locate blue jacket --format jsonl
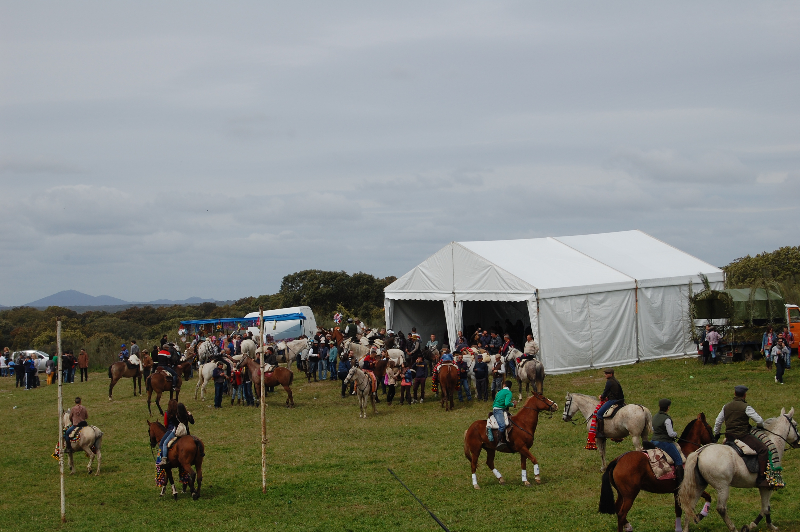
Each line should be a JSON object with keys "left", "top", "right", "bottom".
{"left": 473, "top": 361, "right": 489, "bottom": 380}
{"left": 338, "top": 359, "right": 351, "bottom": 373}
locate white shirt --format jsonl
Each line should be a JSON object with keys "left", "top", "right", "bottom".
{"left": 713, "top": 403, "right": 763, "bottom": 434}
{"left": 663, "top": 417, "right": 678, "bottom": 439}
{"left": 523, "top": 340, "right": 539, "bottom": 356}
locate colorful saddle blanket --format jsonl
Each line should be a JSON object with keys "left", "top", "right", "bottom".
{"left": 643, "top": 449, "right": 676, "bottom": 480}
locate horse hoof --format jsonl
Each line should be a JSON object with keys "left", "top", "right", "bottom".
{"left": 192, "top": 492, "right": 199, "bottom": 500}
{"left": 173, "top": 494, "right": 178, "bottom": 501}
{"left": 523, "top": 481, "right": 531, "bottom": 487}
{"left": 498, "top": 477, "right": 506, "bottom": 485}
{"left": 473, "top": 484, "right": 480, "bottom": 490}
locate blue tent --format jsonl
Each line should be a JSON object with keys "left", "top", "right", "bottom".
{"left": 180, "top": 313, "right": 306, "bottom": 328}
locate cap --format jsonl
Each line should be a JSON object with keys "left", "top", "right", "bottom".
{"left": 387, "top": 330, "right": 394, "bottom": 334}
{"left": 734, "top": 385, "right": 748, "bottom": 395}
{"left": 121, "top": 344, "right": 126, "bottom": 348}
{"left": 603, "top": 368, "right": 615, "bottom": 375}
{"left": 658, "top": 398, "right": 671, "bottom": 411}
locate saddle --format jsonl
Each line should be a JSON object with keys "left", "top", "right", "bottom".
{"left": 602, "top": 402, "right": 626, "bottom": 419}
{"left": 486, "top": 411, "right": 513, "bottom": 445}
{"left": 640, "top": 446, "right": 685, "bottom": 480}
{"left": 724, "top": 439, "right": 759, "bottom": 474}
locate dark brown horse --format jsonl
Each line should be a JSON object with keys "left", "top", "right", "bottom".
{"left": 464, "top": 392, "right": 558, "bottom": 489}
{"left": 438, "top": 364, "right": 459, "bottom": 411}
{"left": 599, "top": 413, "right": 715, "bottom": 532}
{"left": 147, "top": 420, "right": 204, "bottom": 500}
{"left": 239, "top": 356, "right": 295, "bottom": 407}
{"left": 146, "top": 356, "right": 194, "bottom": 415}
{"left": 108, "top": 361, "right": 142, "bottom": 400}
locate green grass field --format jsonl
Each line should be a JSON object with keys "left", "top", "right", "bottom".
{"left": 1, "top": 357, "right": 798, "bottom": 532}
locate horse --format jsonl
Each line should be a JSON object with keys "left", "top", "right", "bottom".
{"left": 679, "top": 408, "right": 799, "bottom": 532}
{"left": 108, "top": 360, "right": 142, "bottom": 400}
{"left": 194, "top": 356, "right": 236, "bottom": 401}
{"left": 240, "top": 338, "right": 257, "bottom": 359}
{"left": 273, "top": 337, "right": 309, "bottom": 366}
{"left": 343, "top": 338, "right": 370, "bottom": 359}
{"left": 463, "top": 392, "right": 558, "bottom": 489}
{"left": 146, "top": 356, "right": 194, "bottom": 415}
{"left": 438, "top": 364, "right": 459, "bottom": 411}
{"left": 237, "top": 355, "right": 295, "bottom": 407}
{"left": 146, "top": 420, "right": 204, "bottom": 500}
{"left": 509, "top": 348, "right": 545, "bottom": 398}
{"left": 330, "top": 327, "right": 344, "bottom": 347}
{"left": 563, "top": 392, "right": 653, "bottom": 471}
{"left": 343, "top": 365, "right": 377, "bottom": 418}
{"left": 599, "top": 413, "right": 715, "bottom": 532}
{"left": 61, "top": 409, "right": 103, "bottom": 475}
{"left": 196, "top": 339, "right": 218, "bottom": 365}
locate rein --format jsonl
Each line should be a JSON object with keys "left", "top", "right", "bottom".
{"left": 563, "top": 394, "right": 593, "bottom": 426}
{"left": 759, "top": 416, "right": 800, "bottom": 449}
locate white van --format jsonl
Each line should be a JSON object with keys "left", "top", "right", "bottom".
{"left": 245, "top": 306, "right": 317, "bottom": 342}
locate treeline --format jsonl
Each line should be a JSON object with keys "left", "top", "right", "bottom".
{"left": 722, "top": 246, "right": 800, "bottom": 304}
{"left": 0, "top": 270, "right": 395, "bottom": 369}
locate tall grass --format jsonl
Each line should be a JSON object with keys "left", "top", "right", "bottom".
{"left": 1, "top": 357, "right": 798, "bottom": 532}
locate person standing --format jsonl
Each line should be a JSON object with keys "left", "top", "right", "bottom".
{"left": 779, "top": 326, "right": 793, "bottom": 368}
{"left": 713, "top": 385, "right": 770, "bottom": 488}
{"left": 338, "top": 353, "right": 353, "bottom": 398}
{"left": 772, "top": 338, "right": 790, "bottom": 384}
{"left": 241, "top": 364, "right": 254, "bottom": 406}
{"left": 25, "top": 354, "right": 36, "bottom": 389}
{"left": 762, "top": 326, "right": 776, "bottom": 369}
{"left": 474, "top": 355, "right": 489, "bottom": 401}
{"left": 706, "top": 327, "right": 721, "bottom": 364}
{"left": 230, "top": 366, "right": 243, "bottom": 405}
{"left": 651, "top": 398, "right": 684, "bottom": 484}
{"left": 400, "top": 364, "right": 414, "bottom": 405}
{"left": 318, "top": 339, "right": 329, "bottom": 381}
{"left": 385, "top": 364, "right": 399, "bottom": 405}
{"left": 0, "top": 348, "right": 8, "bottom": 377}
{"left": 129, "top": 340, "right": 140, "bottom": 361}
{"left": 456, "top": 354, "right": 472, "bottom": 402}
{"left": 45, "top": 354, "right": 55, "bottom": 385}
{"left": 412, "top": 356, "right": 427, "bottom": 404}
{"left": 499, "top": 333, "right": 516, "bottom": 378}
{"left": 78, "top": 349, "right": 89, "bottom": 382}
{"left": 15, "top": 353, "right": 25, "bottom": 388}
{"left": 405, "top": 333, "right": 420, "bottom": 367}
{"left": 212, "top": 362, "right": 225, "bottom": 408}
{"left": 307, "top": 341, "right": 320, "bottom": 382}
{"left": 327, "top": 342, "right": 338, "bottom": 380}
{"left": 491, "top": 355, "right": 505, "bottom": 400}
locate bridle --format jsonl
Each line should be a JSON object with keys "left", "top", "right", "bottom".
{"left": 563, "top": 394, "right": 592, "bottom": 426}
{"left": 509, "top": 393, "right": 557, "bottom": 436}
{"left": 761, "top": 415, "right": 800, "bottom": 449}
{"left": 677, "top": 419, "right": 714, "bottom": 449}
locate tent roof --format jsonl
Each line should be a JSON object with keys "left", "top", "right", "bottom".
{"left": 385, "top": 230, "right": 724, "bottom": 300}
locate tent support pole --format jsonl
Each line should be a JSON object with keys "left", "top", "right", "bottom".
{"left": 634, "top": 281, "right": 640, "bottom": 362}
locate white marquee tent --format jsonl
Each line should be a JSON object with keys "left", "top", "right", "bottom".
{"left": 384, "top": 230, "right": 723, "bottom": 374}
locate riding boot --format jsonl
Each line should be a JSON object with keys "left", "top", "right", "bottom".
{"left": 675, "top": 465, "right": 684, "bottom": 486}
{"left": 596, "top": 416, "right": 605, "bottom": 439}
{"left": 757, "top": 454, "right": 770, "bottom": 487}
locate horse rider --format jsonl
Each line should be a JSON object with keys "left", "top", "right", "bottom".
{"left": 523, "top": 334, "right": 539, "bottom": 361}
{"left": 156, "top": 345, "right": 179, "bottom": 382}
{"left": 344, "top": 318, "right": 358, "bottom": 340}
{"left": 595, "top": 368, "right": 624, "bottom": 438}
{"left": 492, "top": 380, "right": 515, "bottom": 446}
{"left": 651, "top": 398, "right": 684, "bottom": 484}
{"left": 64, "top": 396, "right": 88, "bottom": 451}
{"left": 713, "top": 385, "right": 770, "bottom": 488}
{"left": 156, "top": 400, "right": 179, "bottom": 465}
{"left": 453, "top": 330, "right": 469, "bottom": 353}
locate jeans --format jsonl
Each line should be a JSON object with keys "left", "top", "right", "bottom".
{"left": 458, "top": 378, "right": 472, "bottom": 401}
{"left": 214, "top": 381, "right": 224, "bottom": 407}
{"left": 652, "top": 441, "right": 683, "bottom": 466}
{"left": 68, "top": 367, "right": 75, "bottom": 383}
{"left": 160, "top": 429, "right": 175, "bottom": 457}
{"left": 596, "top": 399, "right": 620, "bottom": 418}
{"left": 308, "top": 358, "right": 319, "bottom": 378}
{"left": 476, "top": 378, "right": 488, "bottom": 401}
{"left": 413, "top": 377, "right": 426, "bottom": 400}
{"left": 231, "top": 385, "right": 243, "bottom": 401}
{"left": 491, "top": 376, "right": 503, "bottom": 399}
{"left": 243, "top": 381, "right": 254, "bottom": 405}
{"left": 339, "top": 372, "right": 353, "bottom": 396}
{"left": 318, "top": 360, "right": 327, "bottom": 380}
{"left": 386, "top": 384, "right": 396, "bottom": 403}
{"left": 493, "top": 408, "right": 507, "bottom": 432}
{"left": 776, "top": 357, "right": 786, "bottom": 383}
{"left": 328, "top": 360, "right": 337, "bottom": 378}
{"left": 0, "top": 368, "right": 6, "bottom": 377}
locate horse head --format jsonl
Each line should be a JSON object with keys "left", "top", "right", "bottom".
{"left": 781, "top": 407, "right": 799, "bottom": 448}
{"left": 525, "top": 392, "right": 557, "bottom": 413}
{"left": 146, "top": 421, "right": 158, "bottom": 448}
{"left": 343, "top": 365, "right": 358, "bottom": 385}
{"left": 562, "top": 393, "right": 575, "bottom": 421}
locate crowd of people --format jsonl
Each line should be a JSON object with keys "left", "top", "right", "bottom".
{"left": 0, "top": 347, "right": 89, "bottom": 389}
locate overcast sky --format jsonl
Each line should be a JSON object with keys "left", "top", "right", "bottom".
{"left": 1, "top": 2, "right": 798, "bottom": 306}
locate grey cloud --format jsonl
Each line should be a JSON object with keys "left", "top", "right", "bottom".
{"left": 608, "top": 148, "right": 756, "bottom": 184}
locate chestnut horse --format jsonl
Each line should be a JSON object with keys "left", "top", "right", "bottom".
{"left": 438, "top": 364, "right": 459, "bottom": 411}
{"left": 146, "top": 420, "right": 204, "bottom": 500}
{"left": 238, "top": 356, "right": 295, "bottom": 407}
{"left": 463, "top": 392, "right": 558, "bottom": 489}
{"left": 599, "top": 413, "right": 715, "bottom": 532}
{"left": 108, "top": 361, "right": 142, "bottom": 400}
{"left": 146, "top": 356, "right": 195, "bottom": 416}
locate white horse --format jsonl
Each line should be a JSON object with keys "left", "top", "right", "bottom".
{"left": 193, "top": 356, "right": 235, "bottom": 401}
{"left": 61, "top": 409, "right": 103, "bottom": 475}
{"left": 240, "top": 338, "right": 257, "bottom": 359}
{"left": 343, "top": 366, "right": 377, "bottom": 418}
{"left": 679, "top": 409, "right": 798, "bottom": 532}
{"left": 563, "top": 392, "right": 653, "bottom": 471}
{"left": 509, "top": 347, "right": 545, "bottom": 398}
{"left": 274, "top": 338, "right": 309, "bottom": 366}
{"left": 197, "top": 339, "right": 218, "bottom": 364}
{"left": 343, "top": 338, "right": 370, "bottom": 359}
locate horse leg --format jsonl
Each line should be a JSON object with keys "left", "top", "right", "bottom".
{"left": 147, "top": 388, "right": 153, "bottom": 416}
{"left": 95, "top": 445, "right": 101, "bottom": 476}
{"left": 597, "top": 437, "right": 608, "bottom": 472}
{"left": 133, "top": 376, "right": 137, "bottom": 396}
{"left": 714, "top": 485, "right": 737, "bottom": 532}
{"left": 283, "top": 384, "right": 294, "bottom": 408}
{"left": 155, "top": 392, "right": 164, "bottom": 416}
{"left": 617, "top": 489, "right": 638, "bottom": 532}
{"left": 370, "top": 391, "right": 377, "bottom": 414}
{"left": 485, "top": 449, "right": 505, "bottom": 485}
{"left": 697, "top": 492, "right": 712, "bottom": 521}
{"left": 109, "top": 376, "right": 117, "bottom": 401}
{"left": 85, "top": 445, "right": 95, "bottom": 474}
{"left": 518, "top": 446, "right": 541, "bottom": 485}
{"left": 750, "top": 489, "right": 775, "bottom": 532}
{"left": 467, "top": 443, "right": 482, "bottom": 489}
{"left": 68, "top": 450, "right": 75, "bottom": 474}
{"left": 166, "top": 468, "right": 178, "bottom": 500}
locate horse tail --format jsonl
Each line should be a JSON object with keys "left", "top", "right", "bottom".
{"left": 108, "top": 365, "right": 113, "bottom": 379}
{"left": 535, "top": 361, "right": 545, "bottom": 393}
{"left": 678, "top": 450, "right": 703, "bottom": 522}
{"left": 463, "top": 429, "right": 471, "bottom": 460}
{"left": 598, "top": 458, "right": 618, "bottom": 514}
{"left": 288, "top": 369, "right": 294, "bottom": 386}
{"left": 145, "top": 374, "right": 152, "bottom": 392}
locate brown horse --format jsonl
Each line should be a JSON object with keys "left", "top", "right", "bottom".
{"left": 438, "top": 364, "right": 459, "bottom": 411}
{"left": 238, "top": 356, "right": 295, "bottom": 408}
{"left": 108, "top": 361, "right": 142, "bottom": 400}
{"left": 146, "top": 420, "right": 204, "bottom": 500}
{"left": 464, "top": 392, "right": 558, "bottom": 489}
{"left": 599, "top": 413, "right": 715, "bottom": 532}
{"left": 146, "top": 356, "right": 194, "bottom": 416}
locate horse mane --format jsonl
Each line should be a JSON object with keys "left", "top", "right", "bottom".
{"left": 679, "top": 419, "right": 697, "bottom": 440}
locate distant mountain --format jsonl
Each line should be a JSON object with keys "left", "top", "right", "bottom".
{"left": 20, "top": 290, "right": 222, "bottom": 309}
{"left": 26, "top": 290, "right": 128, "bottom": 307}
